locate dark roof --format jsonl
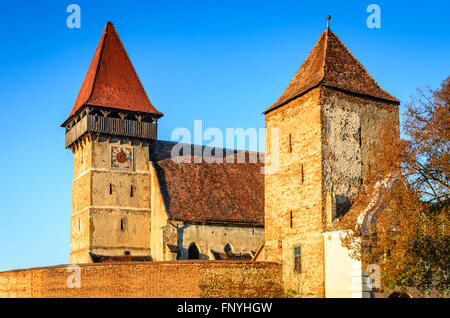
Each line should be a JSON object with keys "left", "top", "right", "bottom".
{"left": 149, "top": 140, "right": 264, "bottom": 226}
{"left": 210, "top": 250, "right": 253, "bottom": 260}
{"left": 89, "top": 252, "right": 152, "bottom": 263}
{"left": 264, "top": 29, "right": 399, "bottom": 114}
{"left": 166, "top": 244, "right": 179, "bottom": 253}
{"left": 63, "top": 22, "right": 162, "bottom": 126}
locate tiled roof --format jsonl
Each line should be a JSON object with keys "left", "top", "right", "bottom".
{"left": 264, "top": 29, "right": 399, "bottom": 114}
{"left": 210, "top": 251, "right": 253, "bottom": 260}
{"left": 149, "top": 140, "right": 264, "bottom": 226}
{"left": 89, "top": 252, "right": 152, "bottom": 263}
{"left": 63, "top": 22, "right": 162, "bottom": 125}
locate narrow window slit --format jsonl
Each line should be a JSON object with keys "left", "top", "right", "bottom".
{"left": 301, "top": 164, "right": 304, "bottom": 184}
{"left": 288, "top": 134, "right": 292, "bottom": 153}
{"left": 359, "top": 127, "right": 362, "bottom": 147}
{"left": 290, "top": 211, "right": 293, "bottom": 228}
{"left": 294, "top": 246, "right": 302, "bottom": 273}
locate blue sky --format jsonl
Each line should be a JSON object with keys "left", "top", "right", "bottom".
{"left": 0, "top": 0, "right": 449, "bottom": 271}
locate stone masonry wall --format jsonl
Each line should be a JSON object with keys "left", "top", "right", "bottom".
{"left": 321, "top": 87, "right": 400, "bottom": 214}
{"left": 264, "top": 88, "right": 325, "bottom": 297}
{"left": 0, "top": 261, "right": 283, "bottom": 298}
{"left": 70, "top": 135, "right": 152, "bottom": 263}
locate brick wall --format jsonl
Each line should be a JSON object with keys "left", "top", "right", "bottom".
{"left": 0, "top": 261, "right": 283, "bottom": 298}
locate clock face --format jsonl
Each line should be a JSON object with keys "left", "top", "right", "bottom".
{"left": 111, "top": 146, "right": 133, "bottom": 170}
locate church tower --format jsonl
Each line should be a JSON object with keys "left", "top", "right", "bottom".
{"left": 263, "top": 24, "right": 399, "bottom": 297}
{"left": 61, "top": 22, "right": 163, "bottom": 264}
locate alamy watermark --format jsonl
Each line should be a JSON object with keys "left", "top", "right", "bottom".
{"left": 66, "top": 4, "right": 81, "bottom": 29}
{"left": 349, "top": 261, "right": 380, "bottom": 297}
{"left": 366, "top": 4, "right": 381, "bottom": 29}
{"left": 169, "top": 120, "right": 280, "bottom": 174}
{"left": 66, "top": 264, "right": 81, "bottom": 289}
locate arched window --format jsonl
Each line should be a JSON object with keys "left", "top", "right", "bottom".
{"left": 224, "top": 243, "right": 233, "bottom": 253}
{"left": 188, "top": 243, "right": 200, "bottom": 259}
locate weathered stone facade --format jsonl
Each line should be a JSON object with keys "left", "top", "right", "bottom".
{"left": 264, "top": 88, "right": 326, "bottom": 297}
{"left": 70, "top": 135, "right": 152, "bottom": 263}
{"left": 263, "top": 88, "right": 399, "bottom": 297}
{"left": 321, "top": 87, "right": 399, "bottom": 214}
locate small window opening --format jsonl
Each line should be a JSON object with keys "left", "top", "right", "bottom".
{"left": 120, "top": 218, "right": 125, "bottom": 232}
{"left": 130, "top": 185, "right": 134, "bottom": 197}
{"left": 359, "top": 127, "right": 362, "bottom": 147}
{"left": 294, "top": 246, "right": 301, "bottom": 273}
{"left": 290, "top": 211, "right": 293, "bottom": 228}
{"left": 109, "top": 183, "right": 112, "bottom": 194}
{"left": 288, "top": 134, "right": 292, "bottom": 153}
{"left": 224, "top": 243, "right": 233, "bottom": 253}
{"left": 301, "top": 164, "right": 304, "bottom": 184}
{"left": 124, "top": 251, "right": 130, "bottom": 256}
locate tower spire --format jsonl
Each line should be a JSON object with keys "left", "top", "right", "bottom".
{"left": 62, "top": 22, "right": 163, "bottom": 127}
{"left": 327, "top": 15, "right": 331, "bottom": 30}
{"left": 263, "top": 26, "right": 399, "bottom": 114}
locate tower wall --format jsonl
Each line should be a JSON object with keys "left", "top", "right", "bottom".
{"left": 70, "top": 135, "right": 152, "bottom": 264}
{"left": 321, "top": 87, "right": 400, "bottom": 214}
{"left": 264, "top": 86, "right": 399, "bottom": 297}
{"left": 264, "top": 88, "right": 325, "bottom": 297}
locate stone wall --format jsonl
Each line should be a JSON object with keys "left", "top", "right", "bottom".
{"left": 263, "top": 85, "right": 400, "bottom": 298}
{"left": 264, "top": 88, "right": 325, "bottom": 297}
{"left": 70, "top": 135, "right": 152, "bottom": 263}
{"left": 175, "top": 223, "right": 264, "bottom": 260}
{"left": 321, "top": 87, "right": 399, "bottom": 214}
{"left": 0, "top": 261, "right": 283, "bottom": 298}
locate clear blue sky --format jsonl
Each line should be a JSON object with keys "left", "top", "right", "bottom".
{"left": 0, "top": 0, "right": 449, "bottom": 271}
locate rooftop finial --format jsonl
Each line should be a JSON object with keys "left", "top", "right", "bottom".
{"left": 326, "top": 15, "right": 331, "bottom": 29}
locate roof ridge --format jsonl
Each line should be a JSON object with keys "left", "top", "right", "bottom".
{"left": 320, "top": 28, "right": 330, "bottom": 84}
{"left": 154, "top": 139, "right": 264, "bottom": 155}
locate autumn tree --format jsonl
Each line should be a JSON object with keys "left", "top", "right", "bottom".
{"left": 341, "top": 76, "right": 449, "bottom": 295}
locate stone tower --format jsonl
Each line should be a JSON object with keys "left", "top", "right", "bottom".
{"left": 61, "top": 22, "right": 163, "bottom": 264}
{"left": 263, "top": 27, "right": 399, "bottom": 297}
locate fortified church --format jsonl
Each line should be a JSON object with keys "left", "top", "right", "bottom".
{"left": 1, "top": 20, "right": 402, "bottom": 298}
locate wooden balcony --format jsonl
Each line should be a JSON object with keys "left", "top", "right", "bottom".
{"left": 65, "top": 114, "right": 157, "bottom": 148}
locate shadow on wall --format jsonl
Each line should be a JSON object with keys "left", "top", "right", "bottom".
{"left": 336, "top": 194, "right": 352, "bottom": 217}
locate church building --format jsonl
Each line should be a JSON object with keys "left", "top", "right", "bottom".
{"left": 62, "top": 22, "right": 264, "bottom": 265}
{"left": 62, "top": 21, "right": 401, "bottom": 297}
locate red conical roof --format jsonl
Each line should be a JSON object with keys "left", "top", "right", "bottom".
{"left": 63, "top": 22, "right": 163, "bottom": 126}
{"left": 264, "top": 29, "right": 399, "bottom": 114}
